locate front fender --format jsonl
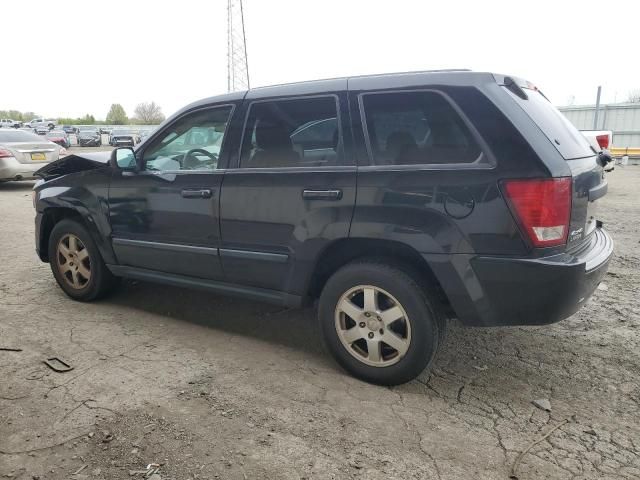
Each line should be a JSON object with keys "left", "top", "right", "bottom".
{"left": 35, "top": 178, "right": 116, "bottom": 264}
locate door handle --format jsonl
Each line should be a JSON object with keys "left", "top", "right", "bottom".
{"left": 181, "top": 189, "right": 212, "bottom": 199}
{"left": 302, "top": 189, "right": 342, "bottom": 200}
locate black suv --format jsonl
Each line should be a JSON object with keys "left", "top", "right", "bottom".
{"left": 33, "top": 71, "right": 613, "bottom": 385}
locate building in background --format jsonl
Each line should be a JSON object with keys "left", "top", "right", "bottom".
{"left": 559, "top": 103, "right": 640, "bottom": 148}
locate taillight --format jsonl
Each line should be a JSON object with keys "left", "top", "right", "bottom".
{"left": 595, "top": 134, "right": 610, "bottom": 150}
{"left": 0, "top": 148, "right": 13, "bottom": 158}
{"left": 501, "top": 178, "right": 572, "bottom": 248}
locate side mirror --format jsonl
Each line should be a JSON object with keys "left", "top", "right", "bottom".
{"left": 110, "top": 147, "right": 139, "bottom": 172}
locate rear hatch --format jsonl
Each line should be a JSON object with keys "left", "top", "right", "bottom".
{"left": 500, "top": 76, "right": 605, "bottom": 248}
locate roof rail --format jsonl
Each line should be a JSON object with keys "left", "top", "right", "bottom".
{"left": 249, "top": 68, "right": 473, "bottom": 91}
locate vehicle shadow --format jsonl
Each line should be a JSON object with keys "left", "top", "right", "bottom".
{"left": 107, "top": 279, "right": 328, "bottom": 360}
{"left": 0, "top": 180, "right": 36, "bottom": 190}
{"left": 105, "top": 278, "right": 568, "bottom": 393}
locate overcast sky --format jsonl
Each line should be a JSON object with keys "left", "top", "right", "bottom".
{"left": 3, "top": 0, "right": 638, "bottom": 120}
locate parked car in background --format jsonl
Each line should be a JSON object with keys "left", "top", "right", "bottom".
{"left": 77, "top": 128, "right": 102, "bottom": 147}
{"left": 62, "top": 125, "right": 79, "bottom": 135}
{"left": 24, "top": 118, "right": 57, "bottom": 130}
{"left": 99, "top": 127, "right": 113, "bottom": 135}
{"left": 581, "top": 130, "right": 614, "bottom": 171}
{"left": 0, "top": 129, "right": 63, "bottom": 181}
{"left": 109, "top": 129, "right": 140, "bottom": 147}
{"left": 45, "top": 130, "right": 71, "bottom": 148}
{"left": 32, "top": 71, "right": 614, "bottom": 385}
{"left": 0, "top": 118, "right": 22, "bottom": 129}
{"left": 35, "top": 126, "right": 50, "bottom": 135}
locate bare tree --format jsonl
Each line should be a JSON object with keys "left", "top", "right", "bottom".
{"left": 133, "top": 102, "right": 165, "bottom": 124}
{"left": 626, "top": 89, "right": 640, "bottom": 103}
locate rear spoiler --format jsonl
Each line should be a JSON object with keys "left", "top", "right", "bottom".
{"left": 492, "top": 74, "right": 549, "bottom": 102}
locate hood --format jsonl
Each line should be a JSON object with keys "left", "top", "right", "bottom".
{"left": 78, "top": 131, "right": 99, "bottom": 138}
{"left": 35, "top": 151, "right": 111, "bottom": 180}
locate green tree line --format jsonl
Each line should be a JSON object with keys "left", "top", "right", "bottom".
{"left": 1, "top": 102, "right": 165, "bottom": 126}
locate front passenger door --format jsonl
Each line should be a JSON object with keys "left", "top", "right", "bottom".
{"left": 108, "top": 104, "right": 235, "bottom": 280}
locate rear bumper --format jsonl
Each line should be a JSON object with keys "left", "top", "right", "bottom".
{"left": 0, "top": 156, "right": 50, "bottom": 180}
{"left": 112, "top": 139, "right": 134, "bottom": 146}
{"left": 426, "top": 228, "right": 613, "bottom": 326}
{"left": 78, "top": 139, "right": 101, "bottom": 146}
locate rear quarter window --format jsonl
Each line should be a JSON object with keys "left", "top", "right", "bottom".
{"left": 504, "top": 87, "right": 594, "bottom": 160}
{"left": 361, "top": 91, "right": 483, "bottom": 166}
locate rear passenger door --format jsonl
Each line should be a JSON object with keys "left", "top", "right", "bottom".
{"left": 219, "top": 90, "right": 356, "bottom": 297}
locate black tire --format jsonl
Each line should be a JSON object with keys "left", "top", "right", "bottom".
{"left": 48, "top": 219, "right": 118, "bottom": 301}
{"left": 319, "top": 260, "right": 443, "bottom": 386}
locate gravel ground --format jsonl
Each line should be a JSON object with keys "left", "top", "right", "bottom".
{"left": 0, "top": 166, "right": 638, "bottom": 480}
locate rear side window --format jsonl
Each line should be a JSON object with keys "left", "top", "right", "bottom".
{"left": 504, "top": 87, "right": 593, "bottom": 160}
{"left": 361, "top": 91, "right": 482, "bottom": 166}
{"left": 240, "top": 96, "right": 340, "bottom": 168}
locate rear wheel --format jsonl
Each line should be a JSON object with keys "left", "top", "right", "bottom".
{"left": 48, "top": 219, "right": 118, "bottom": 301}
{"left": 319, "top": 260, "right": 443, "bottom": 385}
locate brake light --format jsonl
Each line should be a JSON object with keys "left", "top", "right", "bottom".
{"left": 595, "top": 134, "right": 609, "bottom": 149}
{"left": 0, "top": 148, "right": 13, "bottom": 158}
{"left": 501, "top": 178, "right": 572, "bottom": 248}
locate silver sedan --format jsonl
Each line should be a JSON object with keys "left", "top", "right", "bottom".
{"left": 0, "top": 129, "right": 65, "bottom": 181}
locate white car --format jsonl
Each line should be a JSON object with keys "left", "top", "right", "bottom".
{"left": 581, "top": 129, "right": 614, "bottom": 171}
{"left": 24, "top": 118, "right": 57, "bottom": 130}
{"left": 0, "top": 129, "right": 65, "bottom": 182}
{"left": 0, "top": 118, "right": 22, "bottom": 129}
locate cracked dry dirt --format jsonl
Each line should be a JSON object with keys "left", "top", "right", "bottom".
{"left": 1, "top": 168, "right": 639, "bottom": 480}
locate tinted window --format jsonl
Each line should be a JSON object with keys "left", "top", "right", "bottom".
{"left": 240, "top": 96, "right": 340, "bottom": 168}
{"left": 362, "top": 91, "right": 481, "bottom": 165}
{"left": 0, "top": 130, "right": 41, "bottom": 142}
{"left": 142, "top": 106, "right": 232, "bottom": 172}
{"left": 505, "top": 87, "right": 593, "bottom": 160}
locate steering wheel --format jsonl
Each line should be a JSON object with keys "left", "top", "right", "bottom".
{"left": 182, "top": 148, "right": 218, "bottom": 169}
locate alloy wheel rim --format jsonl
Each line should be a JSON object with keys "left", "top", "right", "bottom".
{"left": 56, "top": 234, "right": 91, "bottom": 290}
{"left": 334, "top": 285, "right": 411, "bottom": 367}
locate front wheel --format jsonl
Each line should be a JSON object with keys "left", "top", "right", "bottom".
{"left": 319, "top": 260, "right": 444, "bottom": 385}
{"left": 48, "top": 219, "right": 118, "bottom": 301}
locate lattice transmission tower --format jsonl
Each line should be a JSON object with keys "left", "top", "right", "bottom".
{"left": 227, "top": 0, "right": 250, "bottom": 92}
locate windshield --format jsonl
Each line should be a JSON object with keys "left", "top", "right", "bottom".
{"left": 112, "top": 130, "right": 131, "bottom": 136}
{"left": 0, "top": 130, "right": 42, "bottom": 142}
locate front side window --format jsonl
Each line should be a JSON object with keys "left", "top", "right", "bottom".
{"left": 362, "top": 91, "right": 481, "bottom": 166}
{"left": 240, "top": 96, "right": 340, "bottom": 168}
{"left": 142, "top": 106, "right": 232, "bottom": 172}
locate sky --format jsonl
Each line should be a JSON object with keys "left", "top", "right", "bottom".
{"left": 3, "top": 0, "right": 639, "bottom": 120}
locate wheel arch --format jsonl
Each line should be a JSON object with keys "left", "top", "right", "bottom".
{"left": 37, "top": 205, "right": 115, "bottom": 264}
{"left": 305, "top": 237, "right": 454, "bottom": 317}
